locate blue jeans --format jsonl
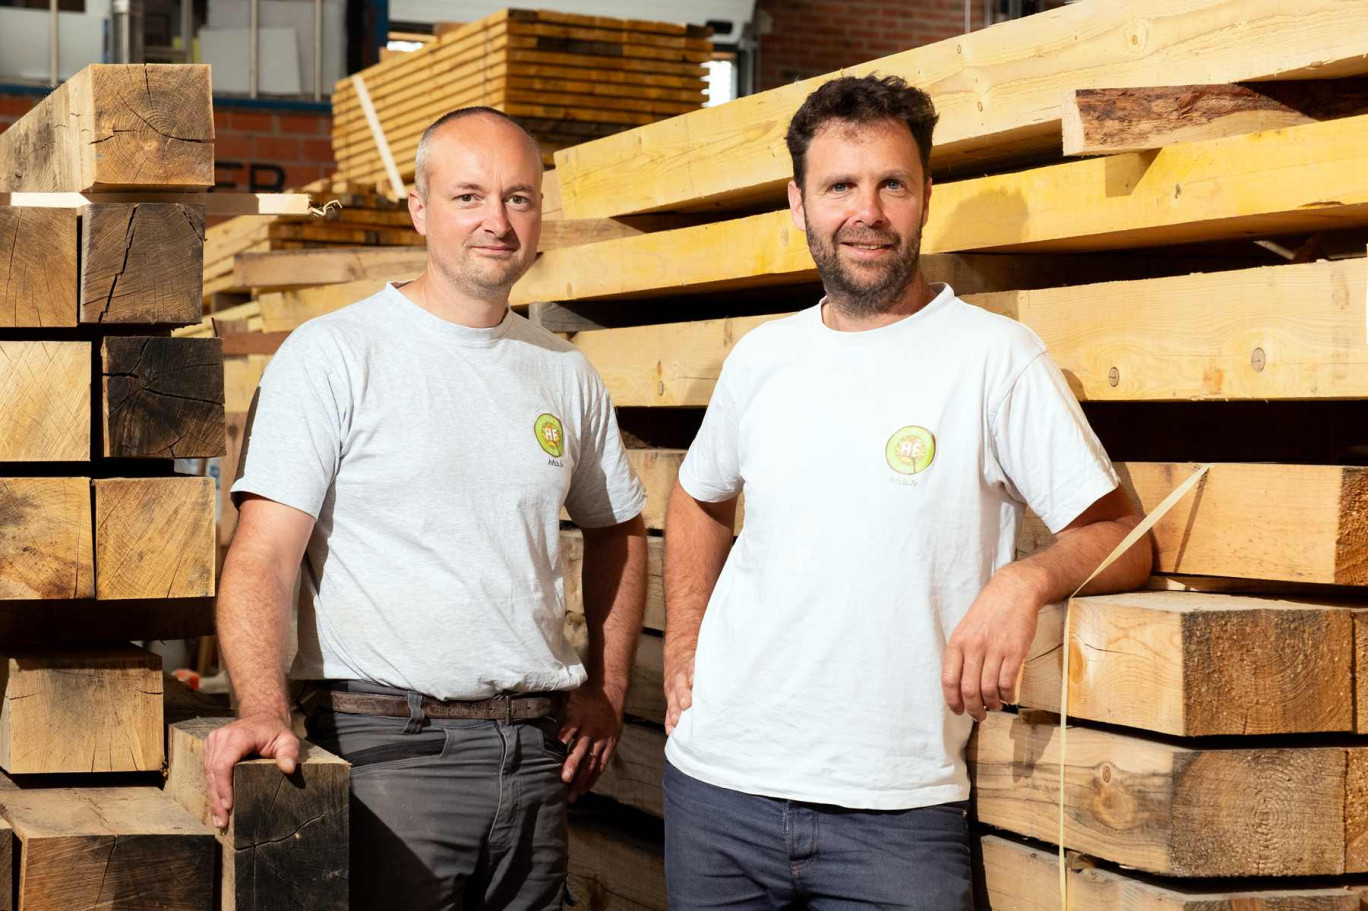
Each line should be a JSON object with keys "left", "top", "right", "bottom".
{"left": 663, "top": 759, "right": 972, "bottom": 910}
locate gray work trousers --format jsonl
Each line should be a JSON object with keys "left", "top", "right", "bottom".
{"left": 303, "top": 683, "right": 570, "bottom": 911}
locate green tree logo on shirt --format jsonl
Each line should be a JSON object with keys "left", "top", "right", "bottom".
{"left": 885, "top": 426, "right": 936, "bottom": 475}
{"left": 535, "top": 413, "right": 565, "bottom": 458}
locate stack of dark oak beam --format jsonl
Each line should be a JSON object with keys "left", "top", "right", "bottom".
{"left": 0, "top": 63, "right": 347, "bottom": 910}
{"left": 332, "top": 8, "right": 711, "bottom": 181}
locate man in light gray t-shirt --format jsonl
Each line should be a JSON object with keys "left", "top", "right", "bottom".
{"left": 202, "top": 108, "right": 648, "bottom": 911}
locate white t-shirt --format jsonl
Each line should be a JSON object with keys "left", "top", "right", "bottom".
{"left": 232, "top": 283, "right": 646, "bottom": 700}
{"left": 667, "top": 284, "right": 1118, "bottom": 809}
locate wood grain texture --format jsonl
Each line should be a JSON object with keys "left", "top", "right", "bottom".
{"left": 0, "top": 341, "right": 90, "bottom": 461}
{"left": 80, "top": 203, "right": 205, "bottom": 324}
{"left": 968, "top": 711, "right": 1359, "bottom": 877}
{"left": 0, "top": 644, "right": 162, "bottom": 774}
{"left": 1017, "top": 592, "right": 1356, "bottom": 736}
{"left": 0, "top": 786, "right": 214, "bottom": 911}
{"left": 978, "top": 834, "right": 1363, "bottom": 910}
{"left": 165, "top": 717, "right": 349, "bottom": 911}
{"left": 93, "top": 476, "right": 216, "bottom": 599}
{"left": 0, "top": 64, "right": 213, "bottom": 192}
{"left": 554, "top": 0, "right": 1368, "bottom": 218}
{"left": 0, "top": 207, "right": 76, "bottom": 327}
{"left": 102, "top": 336, "right": 225, "bottom": 458}
{"left": 568, "top": 811, "right": 665, "bottom": 911}
{"left": 593, "top": 722, "right": 664, "bottom": 817}
{"left": 558, "top": 261, "right": 1368, "bottom": 403}
{"left": 1062, "top": 80, "right": 1368, "bottom": 156}
{"left": 0, "top": 476, "right": 93, "bottom": 600}
{"left": 1021, "top": 463, "right": 1368, "bottom": 586}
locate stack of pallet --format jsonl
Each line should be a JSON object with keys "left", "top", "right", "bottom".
{"left": 520, "top": 0, "right": 1368, "bottom": 907}
{"left": 0, "top": 63, "right": 347, "bottom": 910}
{"left": 332, "top": 8, "right": 711, "bottom": 182}
{"left": 202, "top": 178, "right": 422, "bottom": 300}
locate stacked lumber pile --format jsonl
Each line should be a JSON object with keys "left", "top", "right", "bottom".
{"left": 332, "top": 8, "right": 711, "bottom": 182}
{"left": 0, "top": 64, "right": 347, "bottom": 910}
{"left": 202, "top": 178, "right": 422, "bottom": 299}
{"left": 530, "top": 0, "right": 1368, "bottom": 907}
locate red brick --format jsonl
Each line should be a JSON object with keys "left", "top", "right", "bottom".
{"left": 213, "top": 110, "right": 231, "bottom": 132}
{"left": 0, "top": 95, "right": 37, "bottom": 117}
{"left": 213, "top": 133, "right": 252, "bottom": 158}
{"left": 283, "top": 164, "right": 324, "bottom": 190}
{"left": 298, "top": 138, "right": 335, "bottom": 163}
{"left": 255, "top": 136, "right": 301, "bottom": 161}
{"left": 278, "top": 113, "right": 325, "bottom": 135}
{"left": 230, "top": 110, "right": 275, "bottom": 132}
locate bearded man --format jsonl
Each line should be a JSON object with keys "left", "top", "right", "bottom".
{"left": 659, "top": 75, "right": 1152, "bottom": 910}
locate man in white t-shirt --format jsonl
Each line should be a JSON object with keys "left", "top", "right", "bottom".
{"left": 200, "top": 109, "right": 648, "bottom": 910}
{"left": 661, "top": 75, "right": 1152, "bottom": 909}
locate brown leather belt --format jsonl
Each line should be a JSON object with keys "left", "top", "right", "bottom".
{"left": 319, "top": 689, "right": 564, "bottom": 721}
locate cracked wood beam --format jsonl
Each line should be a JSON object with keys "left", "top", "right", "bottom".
{"left": 0, "top": 786, "right": 213, "bottom": 909}
{"left": 0, "top": 64, "right": 213, "bottom": 192}
{"left": 0, "top": 207, "right": 77, "bottom": 327}
{"left": 80, "top": 203, "right": 204, "bottom": 325}
{"left": 968, "top": 711, "right": 1368, "bottom": 877}
{"left": 0, "top": 645, "right": 162, "bottom": 774}
{"left": 93, "top": 476, "right": 216, "bottom": 599}
{"left": 101, "top": 336, "right": 225, "bottom": 458}
{"left": 1016, "top": 591, "right": 1358, "bottom": 737}
{"left": 0, "top": 340, "right": 90, "bottom": 461}
{"left": 165, "top": 717, "right": 349, "bottom": 911}
{"left": 0, "top": 477, "right": 93, "bottom": 601}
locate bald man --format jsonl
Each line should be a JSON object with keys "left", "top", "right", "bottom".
{"left": 203, "top": 108, "right": 648, "bottom": 910}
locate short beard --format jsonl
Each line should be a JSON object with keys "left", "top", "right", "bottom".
{"left": 436, "top": 247, "right": 527, "bottom": 301}
{"left": 806, "top": 222, "right": 920, "bottom": 318}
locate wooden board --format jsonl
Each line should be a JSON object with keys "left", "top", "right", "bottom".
{"left": 0, "top": 341, "right": 90, "bottom": 461}
{"left": 968, "top": 710, "right": 1366, "bottom": 877}
{"left": 0, "top": 64, "right": 214, "bottom": 192}
{"left": 593, "top": 722, "right": 665, "bottom": 818}
{"left": 561, "top": 530, "right": 664, "bottom": 632}
{"left": 977, "top": 834, "right": 1364, "bottom": 910}
{"left": 622, "top": 450, "right": 1368, "bottom": 586}
{"left": 1017, "top": 591, "right": 1357, "bottom": 736}
{"left": 0, "top": 818, "right": 9, "bottom": 911}
{"left": 80, "top": 203, "right": 205, "bottom": 324}
{"left": 0, "top": 786, "right": 214, "bottom": 910}
{"left": 568, "top": 810, "right": 666, "bottom": 911}
{"left": 102, "top": 336, "right": 226, "bottom": 458}
{"left": 165, "top": 717, "right": 349, "bottom": 911}
{"left": 0, "top": 207, "right": 76, "bottom": 327}
{"left": 93, "top": 476, "right": 216, "bottom": 599}
{"left": 0, "top": 477, "right": 93, "bottom": 601}
{"left": 557, "top": 259, "right": 1368, "bottom": 404}
{"left": 1062, "top": 80, "right": 1368, "bottom": 156}
{"left": 0, "top": 644, "right": 162, "bottom": 774}
{"left": 553, "top": 0, "right": 1368, "bottom": 218}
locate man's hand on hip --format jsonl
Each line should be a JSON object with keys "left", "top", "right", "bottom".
{"left": 202, "top": 714, "right": 301, "bottom": 828}
{"left": 941, "top": 567, "right": 1042, "bottom": 722}
{"left": 559, "top": 684, "right": 623, "bottom": 802}
{"left": 663, "top": 654, "right": 694, "bottom": 735}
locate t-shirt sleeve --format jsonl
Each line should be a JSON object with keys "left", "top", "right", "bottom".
{"left": 564, "top": 372, "right": 647, "bottom": 529}
{"left": 991, "top": 352, "right": 1119, "bottom": 534}
{"left": 677, "top": 359, "right": 743, "bottom": 503}
{"left": 230, "top": 332, "right": 349, "bottom": 519}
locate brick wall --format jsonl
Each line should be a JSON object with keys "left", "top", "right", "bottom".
{"left": 0, "top": 91, "right": 336, "bottom": 193}
{"left": 756, "top": 0, "right": 1069, "bottom": 90}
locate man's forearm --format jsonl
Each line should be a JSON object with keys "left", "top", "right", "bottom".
{"left": 1006, "top": 515, "right": 1151, "bottom": 606}
{"left": 581, "top": 517, "right": 648, "bottom": 711}
{"left": 662, "top": 483, "right": 736, "bottom": 677}
{"left": 217, "top": 543, "right": 295, "bottom": 723}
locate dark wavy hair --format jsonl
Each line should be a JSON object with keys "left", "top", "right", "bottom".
{"left": 785, "top": 75, "right": 938, "bottom": 191}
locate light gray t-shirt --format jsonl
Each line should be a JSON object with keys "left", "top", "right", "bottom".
{"left": 232, "top": 283, "right": 646, "bottom": 699}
